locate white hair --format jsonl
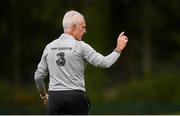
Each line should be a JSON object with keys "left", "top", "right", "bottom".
{"left": 62, "top": 10, "right": 84, "bottom": 32}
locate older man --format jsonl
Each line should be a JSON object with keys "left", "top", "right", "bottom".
{"left": 34, "top": 10, "right": 128, "bottom": 114}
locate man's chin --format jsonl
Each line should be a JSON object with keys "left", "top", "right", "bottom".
{"left": 78, "top": 36, "right": 83, "bottom": 41}
{"left": 80, "top": 35, "right": 84, "bottom": 40}
{"left": 77, "top": 37, "right": 82, "bottom": 41}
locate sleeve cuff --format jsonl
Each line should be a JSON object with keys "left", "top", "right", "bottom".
{"left": 114, "top": 49, "right": 121, "bottom": 54}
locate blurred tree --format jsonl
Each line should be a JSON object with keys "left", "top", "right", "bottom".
{"left": 11, "top": 0, "right": 20, "bottom": 91}
{"left": 141, "top": 0, "right": 152, "bottom": 78}
{"left": 0, "top": 0, "right": 180, "bottom": 114}
{"left": 141, "top": 0, "right": 166, "bottom": 78}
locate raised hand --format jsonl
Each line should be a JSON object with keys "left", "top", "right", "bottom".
{"left": 115, "top": 31, "right": 128, "bottom": 53}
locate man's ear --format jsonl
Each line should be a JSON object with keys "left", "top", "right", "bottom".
{"left": 73, "top": 24, "right": 77, "bottom": 28}
{"left": 71, "top": 24, "right": 77, "bottom": 30}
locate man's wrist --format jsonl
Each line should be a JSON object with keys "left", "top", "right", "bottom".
{"left": 114, "top": 48, "right": 122, "bottom": 54}
{"left": 40, "top": 94, "right": 48, "bottom": 99}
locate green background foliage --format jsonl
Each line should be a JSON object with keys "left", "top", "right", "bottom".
{"left": 0, "top": 0, "right": 180, "bottom": 114}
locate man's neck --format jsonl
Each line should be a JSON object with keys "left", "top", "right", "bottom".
{"left": 64, "top": 32, "right": 78, "bottom": 40}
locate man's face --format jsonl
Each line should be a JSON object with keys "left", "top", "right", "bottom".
{"left": 73, "top": 18, "right": 86, "bottom": 41}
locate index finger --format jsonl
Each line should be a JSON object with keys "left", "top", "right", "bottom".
{"left": 119, "top": 31, "right": 125, "bottom": 37}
